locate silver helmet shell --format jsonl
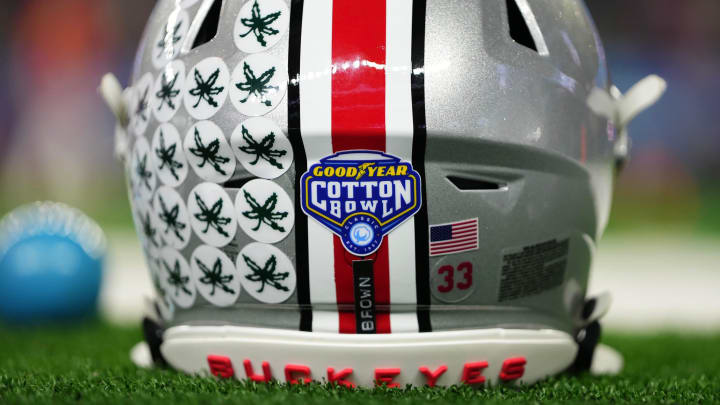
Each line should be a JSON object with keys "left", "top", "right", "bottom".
{"left": 110, "top": 0, "right": 661, "bottom": 386}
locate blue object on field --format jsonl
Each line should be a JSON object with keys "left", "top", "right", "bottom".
{"left": 0, "top": 202, "right": 106, "bottom": 324}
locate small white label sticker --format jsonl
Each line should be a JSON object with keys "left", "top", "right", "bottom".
{"left": 132, "top": 73, "right": 154, "bottom": 137}
{"left": 151, "top": 123, "right": 189, "bottom": 187}
{"left": 231, "top": 117, "right": 294, "bottom": 179}
{"left": 153, "top": 186, "right": 192, "bottom": 250}
{"left": 237, "top": 242, "right": 296, "bottom": 304}
{"left": 187, "top": 182, "right": 238, "bottom": 247}
{"left": 184, "top": 57, "right": 230, "bottom": 120}
{"left": 160, "top": 246, "right": 196, "bottom": 309}
{"left": 234, "top": 0, "right": 290, "bottom": 54}
{"left": 191, "top": 245, "right": 241, "bottom": 307}
{"left": 183, "top": 120, "right": 237, "bottom": 183}
{"left": 235, "top": 179, "right": 294, "bottom": 244}
{"left": 152, "top": 60, "right": 186, "bottom": 123}
{"left": 131, "top": 137, "right": 157, "bottom": 202}
{"left": 230, "top": 54, "right": 287, "bottom": 117}
{"left": 152, "top": 9, "right": 190, "bottom": 69}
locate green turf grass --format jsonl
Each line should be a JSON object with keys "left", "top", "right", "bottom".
{"left": 1, "top": 322, "right": 719, "bottom": 404}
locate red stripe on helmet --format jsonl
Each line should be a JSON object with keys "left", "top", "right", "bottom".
{"left": 331, "top": 0, "right": 390, "bottom": 334}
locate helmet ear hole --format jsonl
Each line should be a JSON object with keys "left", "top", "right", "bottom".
{"left": 190, "top": 0, "right": 223, "bottom": 50}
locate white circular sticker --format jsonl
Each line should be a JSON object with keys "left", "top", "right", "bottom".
{"left": 231, "top": 117, "right": 293, "bottom": 179}
{"left": 187, "top": 182, "right": 238, "bottom": 247}
{"left": 160, "top": 246, "right": 196, "bottom": 308}
{"left": 152, "top": 9, "right": 190, "bottom": 69}
{"left": 235, "top": 179, "right": 294, "bottom": 244}
{"left": 130, "top": 137, "right": 157, "bottom": 202}
{"left": 430, "top": 259, "right": 477, "bottom": 304}
{"left": 147, "top": 253, "right": 176, "bottom": 321}
{"left": 151, "top": 123, "right": 189, "bottom": 187}
{"left": 132, "top": 73, "right": 154, "bottom": 137}
{"left": 133, "top": 203, "right": 163, "bottom": 258}
{"left": 191, "top": 245, "right": 241, "bottom": 307}
{"left": 152, "top": 60, "right": 186, "bottom": 123}
{"left": 234, "top": 0, "right": 290, "bottom": 54}
{"left": 237, "top": 242, "right": 296, "bottom": 304}
{"left": 148, "top": 255, "right": 168, "bottom": 297}
{"left": 184, "top": 57, "right": 230, "bottom": 120}
{"left": 183, "top": 120, "right": 236, "bottom": 183}
{"left": 153, "top": 186, "right": 192, "bottom": 250}
{"left": 230, "top": 54, "right": 287, "bottom": 117}
{"left": 158, "top": 293, "right": 176, "bottom": 321}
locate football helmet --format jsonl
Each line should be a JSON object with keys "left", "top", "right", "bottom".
{"left": 101, "top": 0, "right": 665, "bottom": 387}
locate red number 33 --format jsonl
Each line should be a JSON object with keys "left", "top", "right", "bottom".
{"left": 437, "top": 262, "right": 473, "bottom": 293}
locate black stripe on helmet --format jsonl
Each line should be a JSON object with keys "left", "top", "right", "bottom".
{"left": 411, "top": 0, "right": 432, "bottom": 333}
{"left": 288, "top": 0, "right": 312, "bottom": 332}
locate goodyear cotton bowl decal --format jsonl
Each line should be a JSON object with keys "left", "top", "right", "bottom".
{"left": 301, "top": 151, "right": 422, "bottom": 256}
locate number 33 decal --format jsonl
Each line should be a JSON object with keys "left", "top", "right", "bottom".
{"left": 437, "top": 262, "right": 473, "bottom": 293}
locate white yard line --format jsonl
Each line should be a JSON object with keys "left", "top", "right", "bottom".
{"left": 100, "top": 231, "right": 154, "bottom": 325}
{"left": 101, "top": 231, "right": 720, "bottom": 331}
{"left": 589, "top": 232, "right": 720, "bottom": 332}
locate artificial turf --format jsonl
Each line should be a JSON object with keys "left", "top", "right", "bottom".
{"left": 0, "top": 322, "right": 719, "bottom": 404}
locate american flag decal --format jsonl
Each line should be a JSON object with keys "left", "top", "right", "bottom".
{"left": 429, "top": 218, "right": 479, "bottom": 256}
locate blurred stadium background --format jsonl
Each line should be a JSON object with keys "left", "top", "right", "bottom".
{"left": 0, "top": 0, "right": 718, "bottom": 330}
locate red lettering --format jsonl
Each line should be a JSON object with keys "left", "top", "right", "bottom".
{"left": 374, "top": 368, "right": 401, "bottom": 388}
{"left": 243, "top": 359, "right": 272, "bottom": 383}
{"left": 207, "top": 355, "right": 234, "bottom": 379}
{"left": 499, "top": 357, "right": 526, "bottom": 381}
{"left": 437, "top": 265, "right": 454, "bottom": 293}
{"left": 419, "top": 365, "right": 447, "bottom": 387}
{"left": 327, "top": 367, "right": 356, "bottom": 388}
{"left": 437, "top": 263, "right": 474, "bottom": 293}
{"left": 284, "top": 364, "right": 312, "bottom": 384}
{"left": 457, "top": 262, "right": 473, "bottom": 290}
{"left": 461, "top": 361, "right": 488, "bottom": 385}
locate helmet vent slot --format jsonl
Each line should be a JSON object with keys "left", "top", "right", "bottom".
{"left": 506, "top": 0, "right": 537, "bottom": 52}
{"left": 190, "top": 0, "right": 223, "bottom": 49}
{"left": 447, "top": 176, "right": 505, "bottom": 191}
{"left": 505, "top": 0, "right": 548, "bottom": 56}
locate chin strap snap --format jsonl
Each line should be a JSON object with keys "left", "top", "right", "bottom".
{"left": 569, "top": 317, "right": 601, "bottom": 374}
{"left": 142, "top": 316, "right": 169, "bottom": 368}
{"left": 568, "top": 292, "right": 624, "bottom": 375}
{"left": 130, "top": 298, "right": 173, "bottom": 369}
